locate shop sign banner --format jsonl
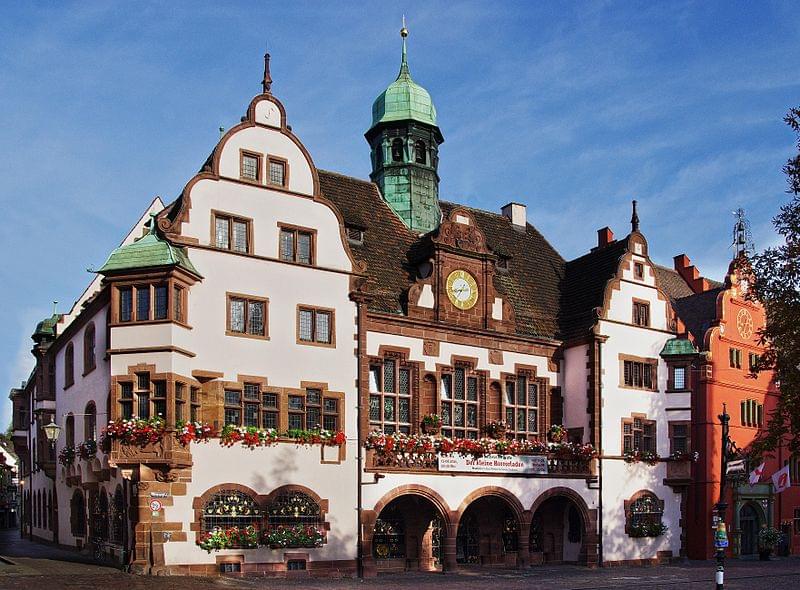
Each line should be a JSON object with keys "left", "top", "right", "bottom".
{"left": 438, "top": 454, "right": 548, "bottom": 475}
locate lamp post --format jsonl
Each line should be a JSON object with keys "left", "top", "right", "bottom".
{"left": 714, "top": 404, "right": 731, "bottom": 590}
{"left": 43, "top": 420, "right": 61, "bottom": 447}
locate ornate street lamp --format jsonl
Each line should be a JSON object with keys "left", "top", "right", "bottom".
{"left": 43, "top": 420, "right": 61, "bottom": 448}
{"left": 713, "top": 404, "right": 732, "bottom": 589}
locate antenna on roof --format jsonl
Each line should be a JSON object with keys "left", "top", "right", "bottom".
{"left": 732, "top": 208, "right": 754, "bottom": 258}
{"left": 631, "top": 199, "right": 640, "bottom": 233}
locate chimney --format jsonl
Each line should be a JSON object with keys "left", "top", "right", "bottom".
{"left": 501, "top": 203, "right": 526, "bottom": 229}
{"left": 673, "top": 253, "right": 710, "bottom": 294}
{"left": 597, "top": 227, "right": 615, "bottom": 248}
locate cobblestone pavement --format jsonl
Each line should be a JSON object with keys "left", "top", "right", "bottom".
{"left": 1, "top": 529, "right": 798, "bottom": 590}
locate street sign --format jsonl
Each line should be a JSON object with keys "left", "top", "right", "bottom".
{"left": 149, "top": 499, "right": 163, "bottom": 512}
{"left": 726, "top": 459, "right": 746, "bottom": 475}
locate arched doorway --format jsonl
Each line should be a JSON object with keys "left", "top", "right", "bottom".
{"left": 530, "top": 495, "right": 586, "bottom": 564}
{"left": 457, "top": 496, "right": 520, "bottom": 566}
{"left": 372, "top": 495, "right": 446, "bottom": 572}
{"left": 739, "top": 502, "right": 762, "bottom": 556}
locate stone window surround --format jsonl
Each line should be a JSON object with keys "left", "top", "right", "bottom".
{"left": 618, "top": 353, "right": 659, "bottom": 392}
{"left": 112, "top": 364, "right": 203, "bottom": 426}
{"left": 110, "top": 276, "right": 192, "bottom": 329}
{"left": 500, "top": 366, "right": 546, "bottom": 439}
{"left": 295, "top": 304, "right": 335, "bottom": 348}
{"left": 225, "top": 291, "right": 270, "bottom": 340}
{"left": 215, "top": 376, "right": 345, "bottom": 435}
{"left": 621, "top": 412, "right": 656, "bottom": 454}
{"left": 239, "top": 149, "right": 263, "bottom": 184}
{"left": 278, "top": 223, "right": 317, "bottom": 266}
{"left": 190, "top": 483, "right": 330, "bottom": 542}
{"left": 623, "top": 490, "right": 665, "bottom": 537}
{"left": 668, "top": 421, "right": 691, "bottom": 455}
{"left": 211, "top": 209, "right": 254, "bottom": 254}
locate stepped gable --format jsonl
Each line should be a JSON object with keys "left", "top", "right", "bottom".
{"left": 559, "top": 237, "right": 630, "bottom": 342}
{"left": 319, "top": 170, "right": 565, "bottom": 340}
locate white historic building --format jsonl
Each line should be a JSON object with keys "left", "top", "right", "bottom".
{"left": 10, "top": 34, "right": 694, "bottom": 576}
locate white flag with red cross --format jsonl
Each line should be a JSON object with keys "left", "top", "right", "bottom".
{"left": 749, "top": 462, "right": 765, "bottom": 485}
{"left": 772, "top": 464, "right": 791, "bottom": 493}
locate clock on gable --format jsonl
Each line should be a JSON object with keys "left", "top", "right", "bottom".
{"left": 445, "top": 269, "right": 479, "bottom": 310}
{"left": 736, "top": 308, "right": 753, "bottom": 339}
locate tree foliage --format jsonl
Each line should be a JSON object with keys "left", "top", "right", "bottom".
{"left": 747, "top": 107, "right": 800, "bottom": 456}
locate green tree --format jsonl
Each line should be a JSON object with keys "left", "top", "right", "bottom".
{"left": 746, "top": 107, "right": 800, "bottom": 455}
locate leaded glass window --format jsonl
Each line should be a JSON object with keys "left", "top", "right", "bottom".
{"left": 154, "top": 285, "right": 168, "bottom": 320}
{"left": 214, "top": 214, "right": 250, "bottom": 253}
{"left": 297, "top": 307, "right": 332, "bottom": 344}
{"left": 442, "top": 366, "right": 480, "bottom": 439}
{"left": 267, "top": 491, "right": 321, "bottom": 527}
{"left": 268, "top": 159, "right": 286, "bottom": 186}
{"left": 627, "top": 492, "right": 664, "bottom": 535}
{"left": 279, "top": 227, "right": 313, "bottom": 264}
{"left": 368, "top": 358, "right": 412, "bottom": 434}
{"left": 227, "top": 295, "right": 266, "bottom": 337}
{"left": 136, "top": 286, "right": 150, "bottom": 321}
{"left": 504, "top": 374, "right": 540, "bottom": 440}
{"left": 119, "top": 287, "right": 132, "bottom": 322}
{"left": 202, "top": 490, "right": 261, "bottom": 536}
{"left": 241, "top": 153, "right": 260, "bottom": 181}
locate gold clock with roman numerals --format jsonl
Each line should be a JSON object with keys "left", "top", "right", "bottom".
{"left": 446, "top": 269, "right": 479, "bottom": 310}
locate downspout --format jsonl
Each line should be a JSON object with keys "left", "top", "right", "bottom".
{"left": 597, "top": 336, "right": 604, "bottom": 567}
{"left": 354, "top": 296, "right": 365, "bottom": 579}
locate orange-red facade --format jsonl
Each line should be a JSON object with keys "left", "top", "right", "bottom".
{"left": 685, "top": 263, "right": 799, "bottom": 559}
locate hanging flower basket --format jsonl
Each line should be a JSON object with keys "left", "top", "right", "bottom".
{"left": 77, "top": 439, "right": 98, "bottom": 460}
{"left": 58, "top": 445, "right": 77, "bottom": 466}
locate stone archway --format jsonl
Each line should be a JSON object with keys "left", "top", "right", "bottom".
{"left": 455, "top": 488, "right": 526, "bottom": 567}
{"left": 529, "top": 488, "right": 597, "bottom": 567}
{"left": 363, "top": 486, "right": 453, "bottom": 576}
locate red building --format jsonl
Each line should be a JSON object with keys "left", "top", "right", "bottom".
{"left": 658, "top": 254, "right": 800, "bottom": 559}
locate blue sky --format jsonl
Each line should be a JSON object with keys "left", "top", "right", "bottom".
{"left": 1, "top": 1, "right": 799, "bottom": 428}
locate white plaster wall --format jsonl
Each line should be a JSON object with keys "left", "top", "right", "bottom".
{"left": 562, "top": 344, "right": 589, "bottom": 441}
{"left": 218, "top": 121, "right": 314, "bottom": 197}
{"left": 163, "top": 440, "right": 359, "bottom": 565}
{"left": 598, "top": 270, "right": 685, "bottom": 561}
{"left": 182, "top": 179, "right": 350, "bottom": 271}
{"left": 52, "top": 304, "right": 128, "bottom": 548}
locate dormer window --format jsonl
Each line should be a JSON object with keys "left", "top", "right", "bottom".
{"left": 496, "top": 256, "right": 510, "bottom": 271}
{"left": 346, "top": 226, "right": 364, "bottom": 245}
{"left": 391, "top": 138, "right": 404, "bottom": 162}
{"left": 240, "top": 151, "right": 261, "bottom": 182}
{"left": 415, "top": 140, "right": 426, "bottom": 164}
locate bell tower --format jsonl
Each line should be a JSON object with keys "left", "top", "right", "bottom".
{"left": 365, "top": 20, "right": 444, "bottom": 234}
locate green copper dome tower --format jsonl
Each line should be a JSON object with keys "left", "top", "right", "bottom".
{"left": 366, "top": 20, "right": 443, "bottom": 234}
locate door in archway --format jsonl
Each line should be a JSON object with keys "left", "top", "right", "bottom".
{"left": 530, "top": 496, "right": 586, "bottom": 564}
{"left": 373, "top": 495, "right": 446, "bottom": 572}
{"left": 739, "top": 503, "right": 760, "bottom": 556}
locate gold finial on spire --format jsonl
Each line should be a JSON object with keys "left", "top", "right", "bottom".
{"left": 398, "top": 15, "right": 409, "bottom": 75}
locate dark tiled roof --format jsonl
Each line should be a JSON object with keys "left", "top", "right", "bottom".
{"left": 559, "top": 238, "right": 630, "bottom": 341}
{"left": 318, "top": 170, "right": 565, "bottom": 339}
{"left": 654, "top": 264, "right": 724, "bottom": 345}
{"left": 654, "top": 265, "right": 695, "bottom": 300}
{"left": 672, "top": 288, "right": 723, "bottom": 344}
{"left": 319, "top": 171, "right": 417, "bottom": 315}
{"left": 439, "top": 202, "right": 565, "bottom": 339}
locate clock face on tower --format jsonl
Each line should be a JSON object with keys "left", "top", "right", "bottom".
{"left": 446, "top": 270, "right": 479, "bottom": 310}
{"left": 736, "top": 308, "right": 754, "bottom": 339}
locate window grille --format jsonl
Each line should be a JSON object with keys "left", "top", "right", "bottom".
{"left": 201, "top": 490, "right": 261, "bottom": 536}
{"left": 267, "top": 491, "right": 321, "bottom": 527}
